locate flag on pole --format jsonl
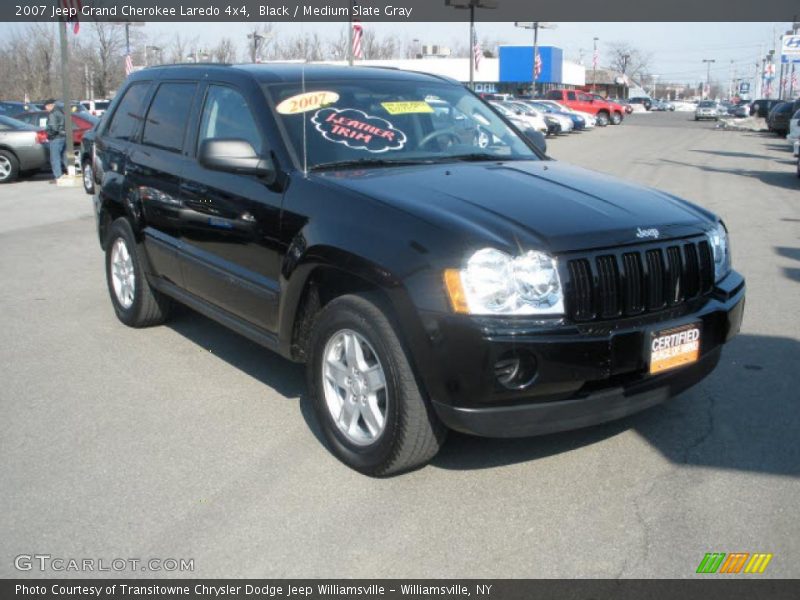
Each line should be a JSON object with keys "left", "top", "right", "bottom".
{"left": 125, "top": 53, "right": 134, "bottom": 77}
{"left": 352, "top": 21, "right": 363, "bottom": 60}
{"left": 534, "top": 51, "right": 542, "bottom": 78}
{"left": 791, "top": 69, "right": 798, "bottom": 95}
{"left": 62, "top": 0, "right": 81, "bottom": 34}
{"left": 473, "top": 33, "right": 482, "bottom": 72}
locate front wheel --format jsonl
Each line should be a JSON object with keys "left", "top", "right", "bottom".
{"left": 105, "top": 218, "right": 171, "bottom": 328}
{"left": 307, "top": 294, "right": 446, "bottom": 476}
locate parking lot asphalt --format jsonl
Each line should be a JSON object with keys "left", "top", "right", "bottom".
{"left": 1, "top": 111, "right": 798, "bottom": 579}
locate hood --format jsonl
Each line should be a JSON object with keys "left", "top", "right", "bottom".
{"left": 314, "top": 160, "right": 715, "bottom": 254}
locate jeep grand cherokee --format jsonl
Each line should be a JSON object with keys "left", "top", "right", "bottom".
{"left": 92, "top": 64, "right": 745, "bottom": 475}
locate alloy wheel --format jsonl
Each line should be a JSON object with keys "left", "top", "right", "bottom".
{"left": 110, "top": 238, "right": 135, "bottom": 309}
{"left": 321, "top": 329, "right": 388, "bottom": 446}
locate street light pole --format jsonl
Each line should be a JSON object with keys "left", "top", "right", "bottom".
{"left": 247, "top": 31, "right": 264, "bottom": 63}
{"left": 446, "top": 1, "right": 498, "bottom": 90}
{"left": 592, "top": 36, "right": 599, "bottom": 92}
{"left": 702, "top": 58, "right": 715, "bottom": 99}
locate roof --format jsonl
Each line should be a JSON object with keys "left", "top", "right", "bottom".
{"left": 135, "top": 62, "right": 457, "bottom": 86}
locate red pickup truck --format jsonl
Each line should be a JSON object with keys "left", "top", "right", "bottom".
{"left": 544, "top": 89, "right": 625, "bottom": 126}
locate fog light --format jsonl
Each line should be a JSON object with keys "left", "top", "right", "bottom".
{"left": 494, "top": 351, "right": 538, "bottom": 389}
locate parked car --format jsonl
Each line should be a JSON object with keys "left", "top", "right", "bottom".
{"left": 80, "top": 99, "right": 111, "bottom": 117}
{"left": 524, "top": 100, "right": 587, "bottom": 131}
{"left": 766, "top": 102, "right": 794, "bottom": 136}
{"left": 93, "top": 64, "right": 745, "bottom": 475}
{"left": 661, "top": 100, "right": 676, "bottom": 111}
{"left": 507, "top": 100, "right": 573, "bottom": 134}
{"left": 727, "top": 104, "right": 749, "bottom": 118}
{"left": 490, "top": 100, "right": 547, "bottom": 134}
{"left": 80, "top": 128, "right": 96, "bottom": 194}
{"left": 535, "top": 99, "right": 597, "bottom": 128}
{"left": 787, "top": 109, "right": 800, "bottom": 154}
{"left": 608, "top": 98, "right": 634, "bottom": 114}
{"left": 650, "top": 100, "right": 668, "bottom": 112}
{"left": 749, "top": 98, "right": 783, "bottom": 118}
{"left": 628, "top": 97, "right": 653, "bottom": 111}
{"left": 12, "top": 110, "right": 99, "bottom": 146}
{"left": 0, "top": 115, "right": 49, "bottom": 183}
{"left": 694, "top": 100, "right": 720, "bottom": 121}
{"left": 0, "top": 101, "right": 43, "bottom": 115}
{"left": 543, "top": 89, "right": 624, "bottom": 125}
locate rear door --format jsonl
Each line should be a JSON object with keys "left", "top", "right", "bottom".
{"left": 132, "top": 81, "right": 200, "bottom": 287}
{"left": 178, "top": 82, "right": 284, "bottom": 332}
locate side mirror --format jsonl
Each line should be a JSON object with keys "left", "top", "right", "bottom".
{"left": 198, "top": 138, "right": 276, "bottom": 183}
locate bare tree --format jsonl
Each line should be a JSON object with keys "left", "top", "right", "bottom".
{"left": 277, "top": 32, "right": 325, "bottom": 61}
{"left": 361, "top": 29, "right": 401, "bottom": 60}
{"left": 167, "top": 33, "right": 197, "bottom": 64}
{"left": 212, "top": 38, "right": 237, "bottom": 63}
{"left": 606, "top": 41, "right": 652, "bottom": 82}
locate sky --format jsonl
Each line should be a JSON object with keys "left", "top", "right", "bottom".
{"left": 0, "top": 21, "right": 794, "bottom": 85}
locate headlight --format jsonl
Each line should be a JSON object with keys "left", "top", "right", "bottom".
{"left": 444, "top": 248, "right": 564, "bottom": 315}
{"left": 708, "top": 222, "right": 731, "bottom": 282}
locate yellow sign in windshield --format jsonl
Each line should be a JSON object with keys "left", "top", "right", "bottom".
{"left": 381, "top": 101, "right": 434, "bottom": 115}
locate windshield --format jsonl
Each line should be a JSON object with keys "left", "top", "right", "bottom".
{"left": 264, "top": 79, "right": 538, "bottom": 170}
{"left": 698, "top": 101, "right": 715, "bottom": 107}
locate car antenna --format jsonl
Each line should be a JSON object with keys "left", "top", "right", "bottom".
{"left": 301, "top": 20, "right": 308, "bottom": 177}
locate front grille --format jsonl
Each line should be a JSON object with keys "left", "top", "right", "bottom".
{"left": 564, "top": 238, "right": 714, "bottom": 322}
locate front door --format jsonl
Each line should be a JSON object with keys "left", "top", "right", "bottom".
{"left": 179, "top": 84, "right": 284, "bottom": 333}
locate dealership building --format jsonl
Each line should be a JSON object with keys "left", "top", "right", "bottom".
{"left": 321, "top": 45, "right": 587, "bottom": 94}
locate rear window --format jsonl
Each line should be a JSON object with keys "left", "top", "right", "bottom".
{"left": 544, "top": 91, "right": 561, "bottom": 100}
{"left": 142, "top": 82, "right": 197, "bottom": 153}
{"left": 107, "top": 83, "right": 150, "bottom": 141}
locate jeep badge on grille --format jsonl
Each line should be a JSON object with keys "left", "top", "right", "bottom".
{"left": 636, "top": 227, "right": 660, "bottom": 239}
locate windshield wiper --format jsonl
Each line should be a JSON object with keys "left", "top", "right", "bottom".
{"left": 309, "top": 158, "right": 435, "bottom": 171}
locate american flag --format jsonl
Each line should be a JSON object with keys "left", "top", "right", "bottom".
{"left": 534, "top": 51, "right": 542, "bottom": 78}
{"left": 352, "top": 21, "right": 363, "bottom": 60}
{"left": 61, "top": 0, "right": 81, "bottom": 34}
{"left": 473, "top": 32, "right": 481, "bottom": 72}
{"left": 125, "top": 53, "right": 134, "bottom": 77}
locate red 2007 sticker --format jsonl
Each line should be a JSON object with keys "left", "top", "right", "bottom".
{"left": 311, "top": 108, "right": 407, "bottom": 153}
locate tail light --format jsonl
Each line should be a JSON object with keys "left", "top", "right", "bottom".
{"left": 35, "top": 130, "right": 48, "bottom": 144}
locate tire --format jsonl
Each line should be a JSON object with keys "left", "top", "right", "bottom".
{"left": 105, "top": 218, "right": 171, "bottom": 328}
{"left": 82, "top": 159, "right": 94, "bottom": 194}
{"left": 307, "top": 293, "right": 446, "bottom": 476}
{"left": 596, "top": 113, "right": 609, "bottom": 127}
{"left": 0, "top": 150, "right": 20, "bottom": 184}
{"left": 610, "top": 112, "right": 622, "bottom": 125}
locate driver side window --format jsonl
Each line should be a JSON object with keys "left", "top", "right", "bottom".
{"left": 198, "top": 85, "right": 262, "bottom": 154}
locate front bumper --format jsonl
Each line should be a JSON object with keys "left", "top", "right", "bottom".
{"left": 423, "top": 270, "right": 745, "bottom": 438}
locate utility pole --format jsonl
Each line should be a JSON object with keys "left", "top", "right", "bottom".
{"left": 58, "top": 21, "right": 74, "bottom": 177}
{"left": 247, "top": 30, "right": 264, "bottom": 63}
{"left": 702, "top": 58, "right": 715, "bottom": 99}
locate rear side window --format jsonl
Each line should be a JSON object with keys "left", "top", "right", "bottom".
{"left": 197, "top": 85, "right": 262, "bottom": 154}
{"left": 107, "top": 83, "right": 149, "bottom": 141}
{"left": 142, "top": 82, "right": 197, "bottom": 153}
{"left": 567, "top": 92, "right": 577, "bottom": 101}
{"left": 578, "top": 93, "right": 593, "bottom": 102}
{"left": 544, "top": 91, "right": 561, "bottom": 100}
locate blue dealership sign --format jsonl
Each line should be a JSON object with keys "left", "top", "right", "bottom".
{"left": 499, "top": 46, "right": 563, "bottom": 83}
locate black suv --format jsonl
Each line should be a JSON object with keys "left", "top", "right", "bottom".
{"left": 92, "top": 64, "right": 745, "bottom": 475}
